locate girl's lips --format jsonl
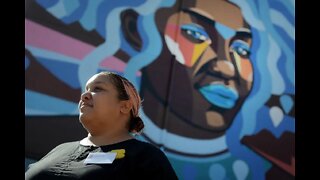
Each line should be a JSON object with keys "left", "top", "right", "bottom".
{"left": 79, "top": 102, "right": 93, "bottom": 109}
{"left": 79, "top": 103, "right": 93, "bottom": 112}
{"left": 199, "top": 84, "right": 239, "bottom": 109}
{"left": 81, "top": 104, "right": 91, "bottom": 108}
{"left": 83, "top": 103, "right": 93, "bottom": 107}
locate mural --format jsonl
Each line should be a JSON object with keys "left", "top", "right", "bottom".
{"left": 25, "top": 0, "right": 295, "bottom": 179}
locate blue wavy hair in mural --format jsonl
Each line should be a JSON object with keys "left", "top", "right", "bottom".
{"left": 227, "top": 0, "right": 295, "bottom": 179}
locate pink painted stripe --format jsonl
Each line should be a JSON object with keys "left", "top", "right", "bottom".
{"left": 25, "top": 19, "right": 94, "bottom": 59}
{"left": 100, "top": 56, "right": 126, "bottom": 71}
{"left": 25, "top": 19, "right": 141, "bottom": 76}
{"left": 100, "top": 56, "right": 141, "bottom": 76}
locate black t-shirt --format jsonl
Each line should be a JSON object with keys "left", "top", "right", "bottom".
{"left": 25, "top": 139, "right": 178, "bottom": 180}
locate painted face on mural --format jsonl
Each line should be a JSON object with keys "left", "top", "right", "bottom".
{"left": 125, "top": 0, "right": 253, "bottom": 139}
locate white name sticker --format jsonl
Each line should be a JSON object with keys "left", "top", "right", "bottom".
{"left": 84, "top": 152, "right": 117, "bottom": 164}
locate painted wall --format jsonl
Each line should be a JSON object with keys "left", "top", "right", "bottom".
{"left": 25, "top": 0, "right": 295, "bottom": 179}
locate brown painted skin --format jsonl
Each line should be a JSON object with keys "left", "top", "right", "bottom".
{"left": 131, "top": 0, "right": 253, "bottom": 139}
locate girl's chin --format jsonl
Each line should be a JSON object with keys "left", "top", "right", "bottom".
{"left": 79, "top": 115, "right": 92, "bottom": 124}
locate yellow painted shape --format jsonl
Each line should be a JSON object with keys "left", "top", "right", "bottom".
{"left": 191, "top": 42, "right": 209, "bottom": 66}
{"left": 110, "top": 149, "right": 126, "bottom": 159}
{"left": 232, "top": 51, "right": 242, "bottom": 73}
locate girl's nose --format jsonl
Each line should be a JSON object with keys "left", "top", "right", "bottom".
{"left": 80, "top": 91, "right": 92, "bottom": 101}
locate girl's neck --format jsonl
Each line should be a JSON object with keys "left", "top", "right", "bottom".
{"left": 81, "top": 132, "right": 133, "bottom": 146}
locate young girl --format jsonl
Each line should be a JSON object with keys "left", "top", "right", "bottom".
{"left": 25, "top": 71, "right": 178, "bottom": 180}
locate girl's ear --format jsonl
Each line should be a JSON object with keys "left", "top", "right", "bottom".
{"left": 120, "top": 9, "right": 142, "bottom": 51}
{"left": 120, "top": 100, "right": 133, "bottom": 114}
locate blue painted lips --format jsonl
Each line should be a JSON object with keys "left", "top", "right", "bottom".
{"left": 199, "top": 84, "right": 239, "bottom": 109}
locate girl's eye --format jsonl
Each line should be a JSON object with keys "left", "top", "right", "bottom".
{"left": 230, "top": 40, "right": 251, "bottom": 58}
{"left": 92, "top": 87, "right": 103, "bottom": 92}
{"left": 181, "top": 24, "right": 210, "bottom": 43}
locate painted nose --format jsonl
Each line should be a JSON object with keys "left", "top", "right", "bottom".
{"left": 213, "top": 60, "right": 236, "bottom": 79}
{"left": 204, "top": 42, "right": 237, "bottom": 80}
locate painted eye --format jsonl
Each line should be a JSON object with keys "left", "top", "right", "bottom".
{"left": 181, "top": 24, "right": 210, "bottom": 43}
{"left": 230, "top": 40, "right": 251, "bottom": 58}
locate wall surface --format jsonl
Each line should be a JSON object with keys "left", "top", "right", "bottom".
{"left": 25, "top": 0, "right": 295, "bottom": 179}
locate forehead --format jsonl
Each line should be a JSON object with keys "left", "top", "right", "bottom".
{"left": 86, "top": 74, "right": 113, "bottom": 87}
{"left": 184, "top": 0, "right": 245, "bottom": 30}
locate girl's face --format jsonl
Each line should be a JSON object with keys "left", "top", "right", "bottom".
{"left": 78, "top": 74, "right": 123, "bottom": 135}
